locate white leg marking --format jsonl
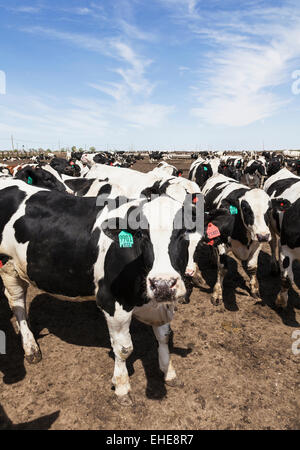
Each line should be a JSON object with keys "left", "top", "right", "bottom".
{"left": 104, "top": 303, "right": 133, "bottom": 397}
{"left": 152, "top": 323, "right": 176, "bottom": 382}
{"left": 1, "top": 262, "right": 40, "bottom": 361}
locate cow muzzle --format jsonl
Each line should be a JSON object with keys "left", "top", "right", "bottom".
{"left": 256, "top": 233, "right": 270, "bottom": 242}
{"left": 147, "top": 275, "right": 186, "bottom": 302}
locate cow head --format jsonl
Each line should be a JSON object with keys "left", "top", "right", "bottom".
{"left": 202, "top": 208, "right": 235, "bottom": 246}
{"left": 101, "top": 195, "right": 191, "bottom": 304}
{"left": 195, "top": 163, "right": 213, "bottom": 188}
{"left": 223, "top": 189, "right": 273, "bottom": 242}
{"left": 15, "top": 166, "right": 67, "bottom": 192}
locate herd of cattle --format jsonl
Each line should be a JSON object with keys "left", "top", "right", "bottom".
{"left": 0, "top": 149, "right": 300, "bottom": 405}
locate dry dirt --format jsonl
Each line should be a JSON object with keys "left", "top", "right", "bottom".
{"left": 0, "top": 159, "right": 299, "bottom": 430}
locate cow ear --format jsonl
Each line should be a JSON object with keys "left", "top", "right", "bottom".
{"left": 271, "top": 198, "right": 291, "bottom": 212}
{"left": 202, "top": 208, "right": 235, "bottom": 245}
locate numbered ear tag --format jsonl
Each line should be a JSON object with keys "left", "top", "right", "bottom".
{"left": 118, "top": 231, "right": 134, "bottom": 248}
{"left": 229, "top": 205, "right": 238, "bottom": 215}
{"left": 207, "top": 223, "right": 221, "bottom": 239}
{"left": 27, "top": 176, "right": 33, "bottom": 185}
{"left": 203, "top": 166, "right": 208, "bottom": 171}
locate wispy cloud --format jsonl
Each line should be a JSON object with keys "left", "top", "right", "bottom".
{"left": 118, "top": 19, "right": 157, "bottom": 42}
{"left": 161, "top": 0, "right": 300, "bottom": 126}
{"left": 2, "top": 5, "right": 42, "bottom": 14}
{"left": 21, "top": 27, "right": 154, "bottom": 96}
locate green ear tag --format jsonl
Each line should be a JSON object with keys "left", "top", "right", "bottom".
{"left": 203, "top": 166, "right": 208, "bottom": 171}
{"left": 27, "top": 176, "right": 33, "bottom": 185}
{"left": 230, "top": 205, "right": 238, "bottom": 215}
{"left": 118, "top": 231, "right": 134, "bottom": 248}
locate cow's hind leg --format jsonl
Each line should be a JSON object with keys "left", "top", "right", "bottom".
{"left": 0, "top": 261, "right": 41, "bottom": 363}
{"left": 103, "top": 304, "right": 133, "bottom": 405}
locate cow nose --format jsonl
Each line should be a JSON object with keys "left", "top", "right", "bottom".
{"left": 149, "top": 277, "right": 179, "bottom": 300}
{"left": 149, "top": 277, "right": 177, "bottom": 291}
{"left": 256, "top": 233, "right": 270, "bottom": 242}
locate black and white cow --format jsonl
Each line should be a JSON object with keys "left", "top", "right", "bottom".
{"left": 64, "top": 177, "right": 127, "bottom": 199}
{"left": 263, "top": 168, "right": 300, "bottom": 308}
{"left": 188, "top": 158, "right": 220, "bottom": 188}
{"left": 14, "top": 166, "right": 68, "bottom": 193}
{"left": 0, "top": 179, "right": 197, "bottom": 404}
{"left": 152, "top": 162, "right": 183, "bottom": 177}
{"left": 240, "top": 158, "right": 266, "bottom": 188}
{"left": 50, "top": 157, "right": 81, "bottom": 177}
{"left": 201, "top": 173, "right": 284, "bottom": 305}
{"left": 84, "top": 163, "right": 204, "bottom": 285}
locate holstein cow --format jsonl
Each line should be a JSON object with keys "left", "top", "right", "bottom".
{"left": 151, "top": 162, "right": 183, "bottom": 177}
{"left": 64, "top": 177, "right": 127, "bottom": 199}
{"left": 241, "top": 158, "right": 266, "bottom": 188}
{"left": 188, "top": 158, "right": 220, "bottom": 188}
{"left": 14, "top": 166, "right": 68, "bottom": 193}
{"left": 263, "top": 168, "right": 300, "bottom": 308}
{"left": 201, "top": 173, "right": 285, "bottom": 305}
{"left": 0, "top": 179, "right": 200, "bottom": 404}
{"left": 84, "top": 163, "right": 204, "bottom": 288}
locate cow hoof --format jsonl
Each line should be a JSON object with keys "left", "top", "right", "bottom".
{"left": 165, "top": 378, "right": 184, "bottom": 388}
{"left": 116, "top": 394, "right": 133, "bottom": 406}
{"left": 211, "top": 296, "right": 222, "bottom": 306}
{"left": 25, "top": 348, "right": 42, "bottom": 364}
{"left": 178, "top": 297, "right": 190, "bottom": 304}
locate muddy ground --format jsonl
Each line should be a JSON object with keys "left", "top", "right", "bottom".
{"left": 0, "top": 158, "right": 299, "bottom": 430}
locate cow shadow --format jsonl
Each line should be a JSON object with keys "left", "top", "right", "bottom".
{"left": 195, "top": 244, "right": 250, "bottom": 311}
{"left": 0, "top": 403, "right": 59, "bottom": 430}
{"left": 0, "top": 279, "right": 27, "bottom": 385}
{"left": 255, "top": 251, "right": 300, "bottom": 327}
{"left": 27, "top": 294, "right": 192, "bottom": 401}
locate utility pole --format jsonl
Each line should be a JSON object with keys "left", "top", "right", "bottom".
{"left": 11, "top": 135, "right": 14, "bottom": 151}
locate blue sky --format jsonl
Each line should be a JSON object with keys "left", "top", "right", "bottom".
{"left": 1, "top": 0, "right": 300, "bottom": 151}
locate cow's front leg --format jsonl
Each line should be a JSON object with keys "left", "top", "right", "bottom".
{"left": 0, "top": 261, "right": 41, "bottom": 363}
{"left": 276, "top": 248, "right": 293, "bottom": 308}
{"left": 270, "top": 229, "right": 279, "bottom": 275}
{"left": 103, "top": 304, "right": 133, "bottom": 405}
{"left": 211, "top": 245, "right": 227, "bottom": 306}
{"left": 152, "top": 323, "right": 182, "bottom": 387}
{"left": 246, "top": 243, "right": 261, "bottom": 298}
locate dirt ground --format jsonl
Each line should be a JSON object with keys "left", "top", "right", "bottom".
{"left": 0, "top": 158, "right": 299, "bottom": 430}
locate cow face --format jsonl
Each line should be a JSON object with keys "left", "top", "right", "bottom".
{"left": 238, "top": 189, "right": 271, "bottom": 242}
{"left": 101, "top": 196, "right": 189, "bottom": 304}
{"left": 202, "top": 208, "right": 235, "bottom": 246}
{"left": 142, "top": 196, "right": 188, "bottom": 303}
